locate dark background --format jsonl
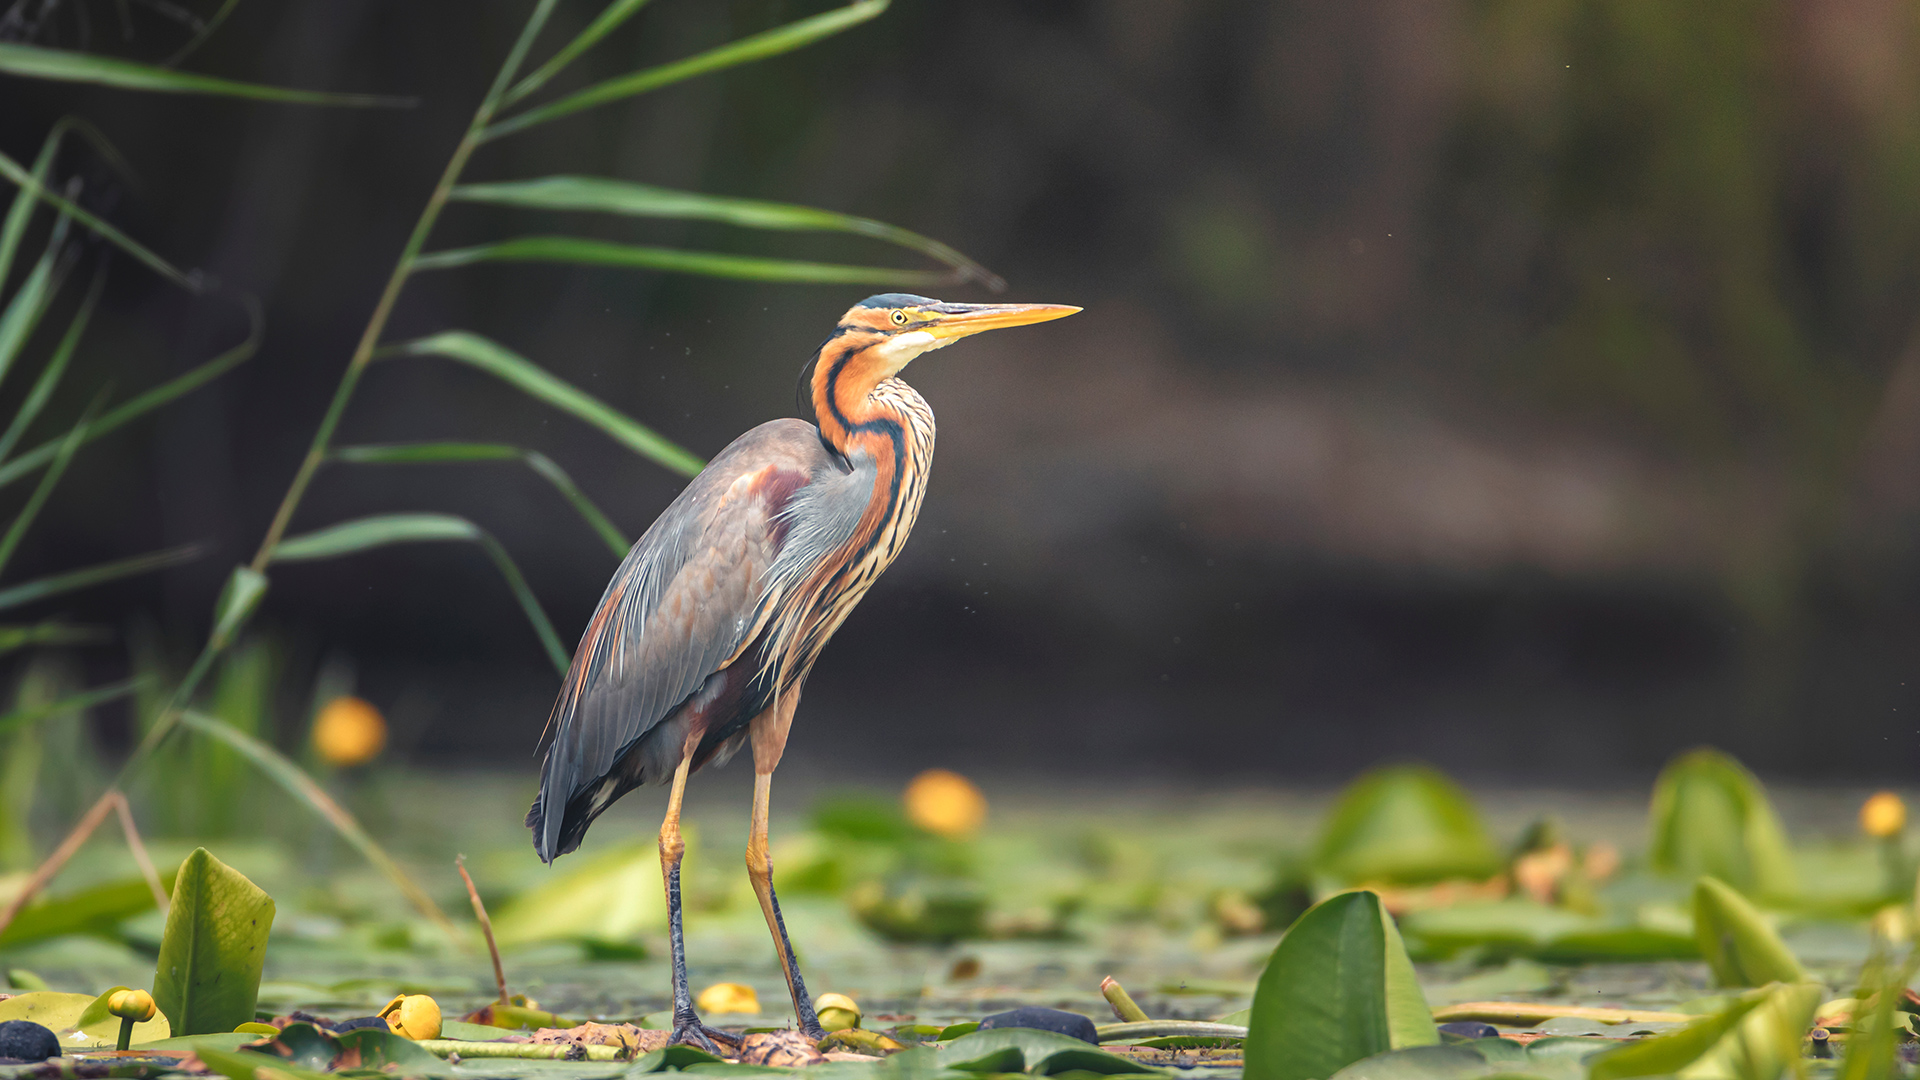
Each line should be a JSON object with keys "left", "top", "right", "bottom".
{"left": 7, "top": 0, "right": 1920, "bottom": 784}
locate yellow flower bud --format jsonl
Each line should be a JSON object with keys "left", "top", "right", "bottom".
{"left": 312, "top": 696, "right": 387, "bottom": 767}
{"left": 378, "top": 994, "right": 442, "bottom": 1040}
{"left": 107, "top": 989, "right": 157, "bottom": 1022}
{"left": 696, "top": 982, "right": 760, "bottom": 1015}
{"left": 815, "top": 993, "right": 860, "bottom": 1032}
{"left": 1862, "top": 791, "right": 1907, "bottom": 838}
{"left": 903, "top": 769, "right": 987, "bottom": 838}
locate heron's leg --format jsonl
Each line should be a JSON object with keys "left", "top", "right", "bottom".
{"left": 660, "top": 750, "right": 738, "bottom": 1052}
{"left": 747, "top": 770, "right": 825, "bottom": 1039}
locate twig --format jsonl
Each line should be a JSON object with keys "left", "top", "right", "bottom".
{"left": 112, "top": 791, "right": 168, "bottom": 913}
{"left": 1093, "top": 1021, "right": 1248, "bottom": 1043}
{"left": 416, "top": 1040, "right": 626, "bottom": 1061}
{"left": 1099, "top": 976, "right": 1150, "bottom": 1023}
{"left": 1431, "top": 1002, "right": 1699, "bottom": 1025}
{"left": 457, "top": 855, "right": 509, "bottom": 1005}
{"left": 0, "top": 787, "right": 118, "bottom": 939}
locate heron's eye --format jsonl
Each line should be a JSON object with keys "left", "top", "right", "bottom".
{"left": 890, "top": 309, "right": 908, "bottom": 326}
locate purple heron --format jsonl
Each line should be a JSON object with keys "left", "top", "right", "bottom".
{"left": 527, "top": 294, "right": 1080, "bottom": 1047}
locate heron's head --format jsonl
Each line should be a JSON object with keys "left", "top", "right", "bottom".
{"left": 811, "top": 294, "right": 1081, "bottom": 407}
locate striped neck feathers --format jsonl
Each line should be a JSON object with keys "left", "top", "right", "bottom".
{"left": 811, "top": 328, "right": 938, "bottom": 456}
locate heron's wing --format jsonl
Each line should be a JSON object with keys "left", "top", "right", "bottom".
{"left": 531, "top": 419, "right": 845, "bottom": 859}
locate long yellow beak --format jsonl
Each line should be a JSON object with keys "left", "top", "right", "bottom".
{"left": 920, "top": 302, "right": 1082, "bottom": 341}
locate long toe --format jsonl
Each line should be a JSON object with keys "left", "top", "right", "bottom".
{"left": 669, "top": 1019, "right": 740, "bottom": 1053}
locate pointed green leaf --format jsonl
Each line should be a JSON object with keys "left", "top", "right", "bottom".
{"left": 0, "top": 270, "right": 100, "bottom": 465}
{"left": 1693, "top": 876, "right": 1809, "bottom": 988}
{"left": 447, "top": 176, "right": 1001, "bottom": 289}
{"left": 1649, "top": 748, "right": 1797, "bottom": 900}
{"left": 1588, "top": 982, "right": 1820, "bottom": 1080}
{"left": 0, "top": 620, "right": 108, "bottom": 655}
{"left": 330, "top": 442, "right": 629, "bottom": 557}
{"left": 0, "top": 308, "right": 258, "bottom": 490}
{"left": 503, "top": 0, "right": 656, "bottom": 106}
{"left": 483, "top": 0, "right": 887, "bottom": 140}
{"left": 0, "top": 544, "right": 202, "bottom": 612}
{"left": 1244, "top": 890, "right": 1438, "bottom": 1080}
{"left": 152, "top": 847, "right": 275, "bottom": 1036}
{"left": 1315, "top": 765, "right": 1503, "bottom": 885}
{"left": 0, "top": 148, "right": 193, "bottom": 289}
{"left": 413, "top": 234, "right": 964, "bottom": 288}
{"left": 0, "top": 226, "right": 62, "bottom": 388}
{"left": 0, "top": 43, "right": 411, "bottom": 106}
{"left": 388, "top": 331, "right": 703, "bottom": 476}
{"left": 0, "top": 396, "right": 98, "bottom": 579}
{"left": 271, "top": 513, "right": 567, "bottom": 674}
{"left": 210, "top": 566, "right": 268, "bottom": 650}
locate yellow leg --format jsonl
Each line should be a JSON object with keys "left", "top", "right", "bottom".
{"left": 747, "top": 770, "right": 824, "bottom": 1038}
{"left": 660, "top": 751, "right": 736, "bottom": 1050}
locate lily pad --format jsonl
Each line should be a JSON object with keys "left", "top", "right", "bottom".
{"left": 0, "top": 990, "right": 170, "bottom": 1050}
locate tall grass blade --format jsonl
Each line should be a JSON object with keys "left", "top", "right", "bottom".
{"left": 1, "top": 121, "right": 69, "bottom": 293}
{"left": 449, "top": 176, "right": 1003, "bottom": 290}
{"left": 272, "top": 512, "right": 569, "bottom": 674}
{"left": 482, "top": 0, "right": 888, "bottom": 140}
{"left": 175, "top": 709, "right": 461, "bottom": 945}
{"left": 387, "top": 331, "right": 703, "bottom": 476}
{"left": 331, "top": 442, "right": 629, "bottom": 557}
{"left": 0, "top": 299, "right": 259, "bottom": 490}
{"left": 0, "top": 544, "right": 201, "bottom": 612}
{"left": 0, "top": 677, "right": 143, "bottom": 739}
{"left": 0, "top": 239, "right": 62, "bottom": 392}
{"left": 0, "top": 396, "right": 100, "bottom": 580}
{"left": 414, "top": 235, "right": 963, "bottom": 288}
{"left": 0, "top": 42, "right": 413, "bottom": 106}
{"left": 504, "top": 0, "right": 656, "bottom": 107}
{"left": 0, "top": 272, "right": 100, "bottom": 466}
{"left": 0, "top": 148, "right": 194, "bottom": 290}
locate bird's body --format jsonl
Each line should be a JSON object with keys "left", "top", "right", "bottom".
{"left": 528, "top": 294, "right": 1076, "bottom": 1048}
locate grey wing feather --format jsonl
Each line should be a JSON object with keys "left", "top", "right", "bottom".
{"left": 531, "top": 419, "right": 843, "bottom": 860}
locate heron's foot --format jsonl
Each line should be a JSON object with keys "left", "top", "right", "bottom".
{"left": 669, "top": 1015, "right": 741, "bottom": 1054}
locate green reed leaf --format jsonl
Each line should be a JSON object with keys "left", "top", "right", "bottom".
{"left": 0, "top": 677, "right": 144, "bottom": 739}
{"left": 0, "top": 121, "right": 69, "bottom": 292}
{"left": 0, "top": 271, "right": 99, "bottom": 466}
{"left": 504, "top": 0, "right": 656, "bottom": 106}
{"left": 448, "top": 176, "right": 1003, "bottom": 290}
{"left": 0, "top": 544, "right": 201, "bottom": 612}
{"left": 0, "top": 396, "right": 98, "bottom": 580}
{"left": 414, "top": 235, "right": 962, "bottom": 289}
{"left": 271, "top": 513, "right": 568, "bottom": 675}
{"left": 0, "top": 238, "right": 60, "bottom": 392}
{"left": 0, "top": 299, "right": 258, "bottom": 490}
{"left": 386, "top": 330, "right": 703, "bottom": 477}
{"left": 482, "top": 0, "right": 887, "bottom": 140}
{"left": 164, "top": 0, "right": 245, "bottom": 66}
{"left": 0, "top": 42, "right": 412, "bottom": 106}
{"left": 0, "top": 147, "right": 193, "bottom": 290}
{"left": 331, "top": 442, "right": 629, "bottom": 557}
{"left": 0, "top": 621, "right": 108, "bottom": 655}
{"left": 176, "top": 709, "right": 458, "bottom": 942}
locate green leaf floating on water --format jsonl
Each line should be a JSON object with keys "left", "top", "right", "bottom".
{"left": 1314, "top": 765, "right": 1502, "bottom": 886}
{"left": 0, "top": 873, "right": 174, "bottom": 948}
{"left": 1693, "top": 876, "right": 1809, "bottom": 988}
{"left": 1326, "top": 1039, "right": 1596, "bottom": 1080}
{"left": 1244, "top": 890, "right": 1438, "bottom": 1080}
{"left": 0, "top": 990, "right": 169, "bottom": 1050}
{"left": 1587, "top": 981, "right": 1822, "bottom": 1080}
{"left": 1648, "top": 748, "right": 1796, "bottom": 900}
{"left": 154, "top": 847, "right": 276, "bottom": 1036}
